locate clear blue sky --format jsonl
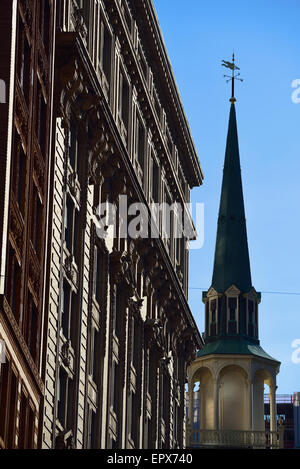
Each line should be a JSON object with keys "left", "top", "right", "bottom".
{"left": 153, "top": 0, "right": 300, "bottom": 394}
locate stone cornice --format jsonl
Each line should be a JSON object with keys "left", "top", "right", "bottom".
{"left": 125, "top": 0, "right": 204, "bottom": 188}
{"left": 103, "top": 0, "right": 203, "bottom": 191}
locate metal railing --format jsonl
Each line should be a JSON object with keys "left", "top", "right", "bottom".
{"left": 190, "top": 429, "right": 280, "bottom": 449}
{"left": 264, "top": 393, "right": 294, "bottom": 404}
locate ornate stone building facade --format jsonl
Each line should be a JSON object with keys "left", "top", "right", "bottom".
{"left": 0, "top": 0, "right": 204, "bottom": 449}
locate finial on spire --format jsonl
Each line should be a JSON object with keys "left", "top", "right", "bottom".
{"left": 222, "top": 53, "right": 243, "bottom": 103}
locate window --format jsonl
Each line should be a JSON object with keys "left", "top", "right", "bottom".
{"left": 163, "top": 191, "right": 172, "bottom": 253}
{"left": 178, "top": 164, "right": 186, "bottom": 196}
{"left": 162, "top": 374, "right": 169, "bottom": 422}
{"left": 119, "top": 71, "right": 129, "bottom": 131}
{"left": 0, "top": 361, "right": 9, "bottom": 441}
{"left": 121, "top": 0, "right": 132, "bottom": 32}
{"left": 175, "top": 216, "right": 184, "bottom": 267}
{"left": 69, "top": 118, "right": 79, "bottom": 172}
{"left": 65, "top": 196, "right": 73, "bottom": 252}
{"left": 25, "top": 294, "right": 38, "bottom": 362}
{"left": 99, "top": 22, "right": 112, "bottom": 82}
{"left": 166, "top": 126, "right": 173, "bottom": 157}
{"left": 64, "top": 195, "right": 79, "bottom": 260}
{"left": 130, "top": 392, "right": 137, "bottom": 446}
{"left": 173, "top": 402, "right": 178, "bottom": 444}
{"left": 36, "top": 79, "right": 47, "bottom": 156}
{"left": 7, "top": 370, "right": 17, "bottom": 448}
{"left": 19, "top": 392, "right": 27, "bottom": 448}
{"left": 93, "top": 184, "right": 100, "bottom": 212}
{"left": 175, "top": 235, "right": 181, "bottom": 266}
{"left": 62, "top": 280, "right": 71, "bottom": 339}
{"left": 138, "top": 43, "right": 147, "bottom": 80}
{"left": 228, "top": 297, "right": 237, "bottom": 321}
{"left": 17, "top": 12, "right": 31, "bottom": 104}
{"left": 112, "top": 286, "right": 122, "bottom": 338}
{"left": 39, "top": 0, "right": 51, "bottom": 56}
{"left": 255, "top": 303, "right": 258, "bottom": 325}
{"left": 57, "top": 367, "right": 73, "bottom": 429}
{"left": 87, "top": 324, "right": 102, "bottom": 448}
{"left": 57, "top": 368, "right": 68, "bottom": 427}
{"left": 248, "top": 300, "right": 254, "bottom": 323}
{"left": 145, "top": 353, "right": 150, "bottom": 393}
{"left": 211, "top": 299, "right": 216, "bottom": 323}
{"left": 7, "top": 244, "right": 21, "bottom": 322}
{"left": 131, "top": 318, "right": 137, "bottom": 368}
{"left": 137, "top": 272, "right": 142, "bottom": 299}
{"left": 31, "top": 185, "right": 43, "bottom": 258}
{"left": 12, "top": 130, "right": 26, "bottom": 216}
{"left": 19, "top": 391, "right": 35, "bottom": 449}
{"left": 152, "top": 158, "right": 159, "bottom": 203}
{"left": 209, "top": 300, "right": 217, "bottom": 336}
{"left": 228, "top": 297, "right": 237, "bottom": 335}
{"left": 136, "top": 116, "right": 145, "bottom": 170}
{"left": 0, "top": 361, "right": 18, "bottom": 448}
{"left": 27, "top": 407, "right": 35, "bottom": 449}
{"left": 112, "top": 361, "right": 119, "bottom": 414}
{"left": 93, "top": 245, "right": 103, "bottom": 305}
{"left": 87, "top": 405, "right": 97, "bottom": 448}
{"left": 248, "top": 299, "right": 254, "bottom": 337}
{"left": 147, "top": 418, "right": 152, "bottom": 449}
{"left": 153, "top": 88, "right": 161, "bottom": 121}
{"left": 61, "top": 278, "right": 76, "bottom": 341}
{"left": 81, "top": 0, "right": 90, "bottom": 31}
{"left": 16, "top": 145, "right": 26, "bottom": 213}
{"left": 89, "top": 326, "right": 100, "bottom": 382}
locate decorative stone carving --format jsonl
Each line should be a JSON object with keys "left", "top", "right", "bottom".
{"left": 109, "top": 249, "right": 136, "bottom": 298}
{"left": 159, "top": 355, "right": 171, "bottom": 373}
{"left": 111, "top": 169, "right": 128, "bottom": 201}
{"left": 143, "top": 245, "right": 160, "bottom": 276}
{"left": 128, "top": 297, "right": 144, "bottom": 319}
{"left": 57, "top": 56, "right": 85, "bottom": 120}
{"left": 61, "top": 340, "right": 72, "bottom": 368}
{"left": 67, "top": 171, "right": 79, "bottom": 199}
{"left": 71, "top": 2, "right": 88, "bottom": 42}
{"left": 20, "top": 0, "right": 34, "bottom": 36}
{"left": 55, "top": 429, "right": 74, "bottom": 449}
{"left": 64, "top": 254, "right": 75, "bottom": 282}
{"left": 142, "top": 274, "right": 151, "bottom": 297}
{"left": 178, "top": 326, "right": 197, "bottom": 366}
{"left": 144, "top": 318, "right": 165, "bottom": 355}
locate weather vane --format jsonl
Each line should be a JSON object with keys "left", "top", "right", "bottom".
{"left": 222, "top": 53, "right": 243, "bottom": 102}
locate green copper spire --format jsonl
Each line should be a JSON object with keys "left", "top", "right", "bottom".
{"left": 211, "top": 102, "right": 252, "bottom": 293}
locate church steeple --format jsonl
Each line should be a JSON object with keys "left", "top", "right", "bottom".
{"left": 211, "top": 102, "right": 252, "bottom": 294}
{"left": 188, "top": 61, "right": 280, "bottom": 446}
{"left": 197, "top": 58, "right": 279, "bottom": 364}
{"left": 200, "top": 59, "right": 264, "bottom": 349}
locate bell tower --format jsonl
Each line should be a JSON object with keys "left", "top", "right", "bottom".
{"left": 187, "top": 56, "right": 281, "bottom": 448}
